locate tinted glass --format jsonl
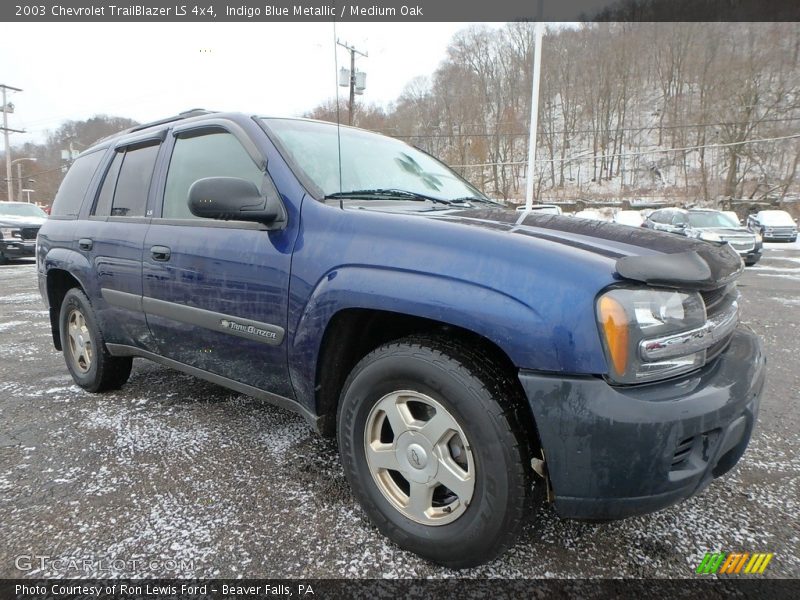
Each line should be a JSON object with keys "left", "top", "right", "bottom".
{"left": 111, "top": 143, "right": 160, "bottom": 217}
{"left": 50, "top": 150, "right": 104, "bottom": 217}
{"left": 162, "top": 131, "right": 263, "bottom": 219}
{"left": 262, "top": 118, "right": 486, "bottom": 202}
{"left": 758, "top": 211, "right": 795, "bottom": 225}
{"left": 92, "top": 151, "right": 123, "bottom": 217}
{"left": 672, "top": 213, "right": 687, "bottom": 226}
{"left": 0, "top": 203, "right": 47, "bottom": 218}
{"left": 687, "top": 212, "right": 738, "bottom": 228}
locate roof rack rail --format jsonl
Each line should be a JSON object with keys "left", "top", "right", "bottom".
{"left": 127, "top": 108, "right": 214, "bottom": 133}
{"left": 91, "top": 109, "right": 216, "bottom": 146}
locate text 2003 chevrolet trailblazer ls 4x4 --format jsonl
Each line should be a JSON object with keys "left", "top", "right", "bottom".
{"left": 37, "top": 111, "right": 766, "bottom": 567}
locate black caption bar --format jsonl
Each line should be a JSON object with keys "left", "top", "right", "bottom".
{"left": 2, "top": 579, "right": 800, "bottom": 600}
{"left": 2, "top": 0, "right": 799, "bottom": 22}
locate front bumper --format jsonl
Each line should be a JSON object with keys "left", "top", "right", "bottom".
{"left": 762, "top": 229, "right": 798, "bottom": 242}
{"left": 519, "top": 326, "right": 766, "bottom": 520}
{"left": 0, "top": 240, "right": 36, "bottom": 258}
{"left": 741, "top": 247, "right": 762, "bottom": 264}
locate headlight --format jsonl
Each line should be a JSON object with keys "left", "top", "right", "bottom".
{"left": 596, "top": 288, "right": 707, "bottom": 384}
{"left": 698, "top": 231, "right": 722, "bottom": 242}
{"left": 0, "top": 227, "right": 21, "bottom": 239}
{"left": 754, "top": 231, "right": 763, "bottom": 244}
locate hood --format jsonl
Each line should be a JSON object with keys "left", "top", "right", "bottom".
{"left": 693, "top": 226, "right": 753, "bottom": 236}
{"left": 0, "top": 215, "right": 46, "bottom": 227}
{"left": 432, "top": 208, "right": 743, "bottom": 291}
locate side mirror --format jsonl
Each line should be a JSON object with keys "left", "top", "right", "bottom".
{"left": 188, "top": 177, "right": 281, "bottom": 223}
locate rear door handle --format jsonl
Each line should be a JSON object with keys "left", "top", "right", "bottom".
{"left": 151, "top": 245, "right": 171, "bottom": 261}
{"left": 78, "top": 238, "right": 93, "bottom": 251}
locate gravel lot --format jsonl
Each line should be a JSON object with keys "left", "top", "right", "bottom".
{"left": 1, "top": 245, "right": 798, "bottom": 579}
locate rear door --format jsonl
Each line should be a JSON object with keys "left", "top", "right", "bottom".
{"left": 74, "top": 135, "right": 164, "bottom": 350}
{"left": 142, "top": 121, "right": 296, "bottom": 397}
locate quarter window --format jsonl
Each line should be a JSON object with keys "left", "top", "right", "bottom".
{"left": 50, "top": 149, "right": 104, "bottom": 217}
{"left": 162, "top": 131, "right": 263, "bottom": 219}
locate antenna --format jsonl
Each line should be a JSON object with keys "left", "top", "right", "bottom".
{"left": 332, "top": 17, "right": 343, "bottom": 206}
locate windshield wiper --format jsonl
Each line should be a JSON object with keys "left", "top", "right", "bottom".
{"left": 324, "top": 188, "right": 453, "bottom": 205}
{"left": 449, "top": 196, "right": 497, "bottom": 205}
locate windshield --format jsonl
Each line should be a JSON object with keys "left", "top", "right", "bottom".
{"left": 687, "top": 212, "right": 738, "bottom": 228}
{"left": 0, "top": 203, "right": 47, "bottom": 218}
{"left": 261, "top": 118, "right": 487, "bottom": 202}
{"left": 759, "top": 211, "right": 795, "bottom": 226}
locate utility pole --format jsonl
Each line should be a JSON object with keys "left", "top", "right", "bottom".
{"left": 336, "top": 40, "right": 367, "bottom": 126}
{"left": 524, "top": 24, "right": 544, "bottom": 210}
{"left": 1, "top": 84, "right": 25, "bottom": 202}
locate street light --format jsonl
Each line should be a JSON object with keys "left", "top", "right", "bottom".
{"left": 11, "top": 157, "right": 36, "bottom": 202}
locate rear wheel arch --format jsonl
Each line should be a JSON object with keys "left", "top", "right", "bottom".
{"left": 46, "top": 269, "right": 86, "bottom": 351}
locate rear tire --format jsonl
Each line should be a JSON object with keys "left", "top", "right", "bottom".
{"left": 337, "top": 335, "right": 534, "bottom": 568}
{"left": 59, "top": 288, "right": 132, "bottom": 392}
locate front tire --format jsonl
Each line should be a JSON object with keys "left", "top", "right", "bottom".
{"left": 59, "top": 288, "right": 132, "bottom": 392}
{"left": 337, "top": 335, "right": 534, "bottom": 568}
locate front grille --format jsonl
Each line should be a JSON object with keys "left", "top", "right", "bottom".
{"left": 701, "top": 284, "right": 738, "bottom": 362}
{"left": 764, "top": 227, "right": 796, "bottom": 237}
{"left": 701, "top": 286, "right": 730, "bottom": 317}
{"left": 726, "top": 239, "right": 755, "bottom": 253}
{"left": 20, "top": 227, "right": 40, "bottom": 241}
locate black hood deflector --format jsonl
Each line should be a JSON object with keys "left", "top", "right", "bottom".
{"left": 615, "top": 248, "right": 742, "bottom": 291}
{"left": 435, "top": 208, "right": 745, "bottom": 291}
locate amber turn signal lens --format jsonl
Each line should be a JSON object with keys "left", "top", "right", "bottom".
{"left": 598, "top": 295, "right": 629, "bottom": 376}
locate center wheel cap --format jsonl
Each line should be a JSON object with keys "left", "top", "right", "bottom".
{"left": 406, "top": 444, "right": 428, "bottom": 470}
{"left": 395, "top": 432, "right": 438, "bottom": 484}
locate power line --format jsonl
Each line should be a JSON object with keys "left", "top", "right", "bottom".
{"left": 448, "top": 132, "right": 800, "bottom": 168}
{"left": 385, "top": 116, "right": 800, "bottom": 139}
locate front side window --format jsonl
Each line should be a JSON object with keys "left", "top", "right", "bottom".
{"left": 162, "top": 131, "right": 264, "bottom": 219}
{"left": 110, "top": 143, "right": 160, "bottom": 217}
{"left": 672, "top": 213, "right": 687, "bottom": 226}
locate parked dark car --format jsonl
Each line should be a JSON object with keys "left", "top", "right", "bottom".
{"left": 0, "top": 201, "right": 47, "bottom": 263}
{"left": 644, "top": 207, "right": 762, "bottom": 266}
{"left": 746, "top": 210, "right": 798, "bottom": 242}
{"left": 36, "top": 110, "right": 766, "bottom": 567}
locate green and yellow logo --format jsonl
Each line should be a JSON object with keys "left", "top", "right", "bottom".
{"left": 696, "top": 552, "right": 773, "bottom": 574}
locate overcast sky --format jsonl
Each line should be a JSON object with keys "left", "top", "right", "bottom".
{"left": 1, "top": 22, "right": 500, "bottom": 145}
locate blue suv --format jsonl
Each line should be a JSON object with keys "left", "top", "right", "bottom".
{"left": 37, "top": 110, "right": 766, "bottom": 567}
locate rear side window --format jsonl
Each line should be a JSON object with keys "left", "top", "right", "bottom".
{"left": 92, "top": 151, "right": 123, "bottom": 217}
{"left": 162, "top": 131, "right": 263, "bottom": 219}
{"left": 110, "top": 143, "right": 160, "bottom": 217}
{"left": 50, "top": 150, "right": 104, "bottom": 217}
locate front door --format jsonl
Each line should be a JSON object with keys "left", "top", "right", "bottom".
{"left": 142, "top": 125, "right": 296, "bottom": 397}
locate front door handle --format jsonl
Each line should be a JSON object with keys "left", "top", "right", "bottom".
{"left": 151, "top": 245, "right": 171, "bottom": 261}
{"left": 78, "top": 238, "right": 93, "bottom": 251}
